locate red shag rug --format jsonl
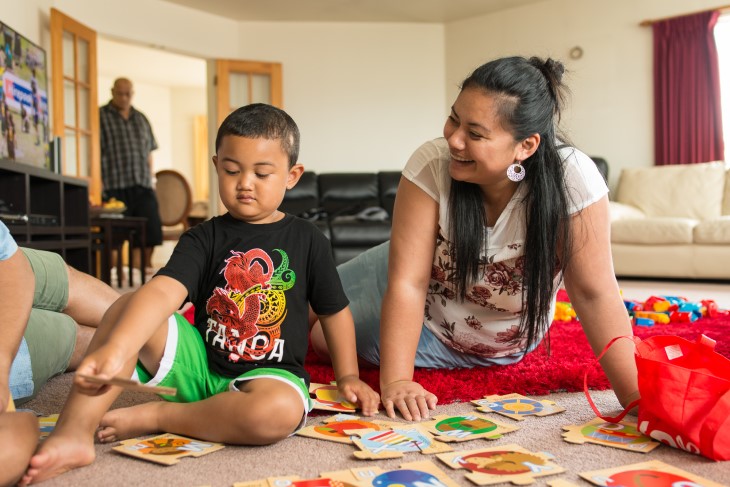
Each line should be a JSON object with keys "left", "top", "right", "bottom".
{"left": 305, "top": 303, "right": 730, "bottom": 404}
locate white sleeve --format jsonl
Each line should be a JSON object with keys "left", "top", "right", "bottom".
{"left": 560, "top": 147, "right": 609, "bottom": 214}
{"left": 402, "top": 139, "right": 442, "bottom": 202}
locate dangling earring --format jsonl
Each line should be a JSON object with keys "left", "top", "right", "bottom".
{"left": 507, "top": 161, "right": 525, "bottom": 182}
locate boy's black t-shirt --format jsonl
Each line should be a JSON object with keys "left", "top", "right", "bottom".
{"left": 157, "top": 213, "right": 349, "bottom": 384}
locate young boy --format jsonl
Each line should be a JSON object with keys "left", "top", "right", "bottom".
{"left": 22, "top": 104, "right": 380, "bottom": 485}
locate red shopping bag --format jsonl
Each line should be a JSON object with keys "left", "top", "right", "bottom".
{"left": 584, "top": 334, "right": 730, "bottom": 461}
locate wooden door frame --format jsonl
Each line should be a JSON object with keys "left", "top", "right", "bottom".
{"left": 214, "top": 60, "right": 282, "bottom": 127}
{"left": 50, "top": 8, "right": 100, "bottom": 203}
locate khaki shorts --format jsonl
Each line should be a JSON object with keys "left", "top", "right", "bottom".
{"left": 13, "top": 249, "right": 76, "bottom": 404}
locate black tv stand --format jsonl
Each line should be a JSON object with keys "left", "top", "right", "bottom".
{"left": 0, "top": 159, "right": 91, "bottom": 272}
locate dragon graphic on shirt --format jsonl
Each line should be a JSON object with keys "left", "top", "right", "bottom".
{"left": 205, "top": 248, "right": 295, "bottom": 363}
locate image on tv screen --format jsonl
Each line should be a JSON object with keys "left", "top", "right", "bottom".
{"left": 0, "top": 20, "right": 50, "bottom": 169}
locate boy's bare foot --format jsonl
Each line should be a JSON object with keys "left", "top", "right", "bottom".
{"left": 98, "top": 402, "right": 163, "bottom": 443}
{"left": 19, "top": 432, "right": 95, "bottom": 486}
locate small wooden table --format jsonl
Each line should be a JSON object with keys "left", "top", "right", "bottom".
{"left": 91, "top": 216, "right": 147, "bottom": 287}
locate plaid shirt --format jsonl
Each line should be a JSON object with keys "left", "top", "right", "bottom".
{"left": 100, "top": 102, "right": 158, "bottom": 190}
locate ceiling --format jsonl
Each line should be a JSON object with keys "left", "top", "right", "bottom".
{"left": 161, "top": 0, "right": 545, "bottom": 23}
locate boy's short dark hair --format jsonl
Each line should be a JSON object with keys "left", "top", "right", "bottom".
{"left": 215, "top": 103, "right": 300, "bottom": 166}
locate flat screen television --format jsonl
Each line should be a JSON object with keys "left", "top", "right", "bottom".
{"left": 0, "top": 20, "right": 50, "bottom": 170}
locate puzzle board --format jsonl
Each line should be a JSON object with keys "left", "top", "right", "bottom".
{"left": 112, "top": 433, "right": 224, "bottom": 465}
{"left": 310, "top": 382, "right": 357, "bottom": 412}
{"left": 420, "top": 413, "right": 519, "bottom": 442}
{"left": 233, "top": 460, "right": 459, "bottom": 487}
{"left": 562, "top": 417, "right": 659, "bottom": 453}
{"left": 579, "top": 460, "right": 724, "bottom": 487}
{"left": 472, "top": 393, "right": 565, "bottom": 420}
{"left": 436, "top": 443, "right": 565, "bottom": 485}
{"left": 297, "top": 413, "right": 402, "bottom": 444}
{"left": 349, "top": 425, "right": 453, "bottom": 460}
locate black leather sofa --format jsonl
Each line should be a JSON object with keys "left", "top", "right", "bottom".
{"left": 282, "top": 157, "right": 607, "bottom": 265}
{"left": 280, "top": 171, "right": 401, "bottom": 265}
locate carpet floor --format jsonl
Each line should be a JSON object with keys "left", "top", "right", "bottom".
{"left": 22, "top": 374, "right": 730, "bottom": 487}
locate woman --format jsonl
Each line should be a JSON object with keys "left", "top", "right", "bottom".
{"left": 312, "top": 56, "right": 638, "bottom": 421}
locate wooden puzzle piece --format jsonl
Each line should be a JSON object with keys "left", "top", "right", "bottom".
{"left": 233, "top": 460, "right": 459, "bottom": 487}
{"left": 579, "top": 460, "right": 725, "bottom": 487}
{"left": 436, "top": 443, "right": 565, "bottom": 485}
{"left": 38, "top": 413, "right": 59, "bottom": 440}
{"left": 309, "top": 382, "right": 357, "bottom": 412}
{"left": 420, "top": 413, "right": 519, "bottom": 442}
{"left": 546, "top": 481, "right": 581, "bottom": 487}
{"left": 77, "top": 373, "right": 177, "bottom": 396}
{"left": 562, "top": 417, "right": 660, "bottom": 453}
{"left": 296, "top": 413, "right": 402, "bottom": 444}
{"left": 471, "top": 393, "right": 565, "bottom": 421}
{"left": 112, "top": 433, "right": 224, "bottom": 465}
{"left": 349, "top": 425, "right": 453, "bottom": 460}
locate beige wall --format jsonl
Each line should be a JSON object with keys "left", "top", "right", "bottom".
{"left": 445, "top": 0, "right": 729, "bottom": 190}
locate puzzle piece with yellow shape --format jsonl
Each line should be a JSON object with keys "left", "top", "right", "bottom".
{"left": 471, "top": 393, "right": 565, "bottom": 421}
{"left": 420, "top": 413, "right": 519, "bottom": 442}
{"left": 297, "top": 413, "right": 403, "bottom": 444}
{"left": 348, "top": 425, "right": 453, "bottom": 460}
{"left": 310, "top": 382, "right": 357, "bottom": 412}
{"left": 38, "top": 414, "right": 59, "bottom": 440}
{"left": 233, "top": 460, "right": 460, "bottom": 487}
{"left": 437, "top": 443, "right": 565, "bottom": 485}
{"left": 562, "top": 417, "right": 660, "bottom": 453}
{"left": 579, "top": 460, "right": 724, "bottom": 487}
{"left": 112, "top": 433, "right": 225, "bottom": 465}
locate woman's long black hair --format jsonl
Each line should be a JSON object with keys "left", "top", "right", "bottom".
{"left": 448, "top": 56, "right": 573, "bottom": 352}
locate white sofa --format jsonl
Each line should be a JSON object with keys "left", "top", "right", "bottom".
{"left": 609, "top": 161, "right": 730, "bottom": 279}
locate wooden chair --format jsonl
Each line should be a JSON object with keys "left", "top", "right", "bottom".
{"left": 155, "top": 169, "right": 193, "bottom": 240}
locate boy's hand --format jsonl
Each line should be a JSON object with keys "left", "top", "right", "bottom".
{"left": 337, "top": 375, "right": 380, "bottom": 417}
{"left": 381, "top": 379, "right": 437, "bottom": 421}
{"left": 73, "top": 344, "right": 129, "bottom": 396}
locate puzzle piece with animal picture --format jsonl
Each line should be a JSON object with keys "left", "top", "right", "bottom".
{"left": 112, "top": 433, "right": 225, "bottom": 465}
{"left": 579, "top": 460, "right": 725, "bottom": 487}
{"left": 309, "top": 382, "right": 357, "bottom": 412}
{"left": 234, "top": 460, "right": 460, "bottom": 487}
{"left": 296, "top": 413, "right": 403, "bottom": 444}
{"left": 348, "top": 425, "right": 453, "bottom": 459}
{"left": 420, "top": 413, "right": 518, "bottom": 442}
{"left": 471, "top": 393, "right": 565, "bottom": 421}
{"left": 562, "top": 417, "right": 660, "bottom": 453}
{"left": 436, "top": 443, "right": 565, "bottom": 486}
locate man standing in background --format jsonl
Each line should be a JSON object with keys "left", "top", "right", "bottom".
{"left": 100, "top": 77, "right": 162, "bottom": 272}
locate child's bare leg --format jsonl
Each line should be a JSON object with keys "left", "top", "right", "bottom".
{"left": 99, "top": 378, "right": 304, "bottom": 445}
{"left": 0, "top": 411, "right": 38, "bottom": 486}
{"left": 20, "top": 293, "right": 168, "bottom": 486}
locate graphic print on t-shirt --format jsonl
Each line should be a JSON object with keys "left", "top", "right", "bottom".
{"left": 204, "top": 248, "right": 295, "bottom": 364}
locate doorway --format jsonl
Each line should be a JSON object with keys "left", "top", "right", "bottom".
{"left": 97, "top": 36, "right": 208, "bottom": 268}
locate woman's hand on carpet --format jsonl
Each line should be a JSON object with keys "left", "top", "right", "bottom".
{"left": 337, "top": 375, "right": 380, "bottom": 416}
{"left": 381, "top": 380, "right": 437, "bottom": 421}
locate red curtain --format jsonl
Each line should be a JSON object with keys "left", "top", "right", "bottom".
{"left": 653, "top": 10, "right": 725, "bottom": 165}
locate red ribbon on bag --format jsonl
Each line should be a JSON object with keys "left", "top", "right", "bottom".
{"left": 584, "top": 334, "right": 730, "bottom": 461}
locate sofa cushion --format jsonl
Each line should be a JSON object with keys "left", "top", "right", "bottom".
{"left": 611, "top": 217, "right": 696, "bottom": 244}
{"left": 694, "top": 216, "right": 730, "bottom": 244}
{"left": 281, "top": 171, "right": 319, "bottom": 217}
{"left": 319, "top": 173, "right": 379, "bottom": 216}
{"left": 722, "top": 169, "right": 730, "bottom": 215}
{"left": 615, "top": 162, "right": 725, "bottom": 220}
{"left": 609, "top": 201, "right": 646, "bottom": 223}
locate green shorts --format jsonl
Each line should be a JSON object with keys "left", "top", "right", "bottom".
{"left": 14, "top": 248, "right": 76, "bottom": 404}
{"left": 135, "top": 314, "right": 312, "bottom": 430}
